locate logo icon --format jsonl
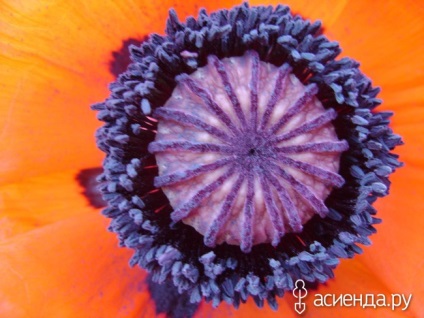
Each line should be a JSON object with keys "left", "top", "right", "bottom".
{"left": 293, "top": 279, "right": 308, "bottom": 314}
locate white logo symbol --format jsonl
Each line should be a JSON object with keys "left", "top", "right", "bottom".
{"left": 293, "top": 279, "right": 308, "bottom": 314}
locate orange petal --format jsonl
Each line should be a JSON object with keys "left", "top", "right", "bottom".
{"left": 251, "top": 0, "right": 424, "bottom": 112}
{"left": 2, "top": 1, "right": 421, "bottom": 316}
{"left": 305, "top": 259, "right": 411, "bottom": 318}
{"left": 0, "top": 168, "right": 101, "bottom": 240}
{"left": 390, "top": 88, "right": 424, "bottom": 167}
{"left": 357, "top": 164, "right": 424, "bottom": 317}
{"left": 324, "top": 0, "right": 424, "bottom": 109}
{"left": 0, "top": 212, "right": 157, "bottom": 317}
{"left": 0, "top": 0, "right": 241, "bottom": 184}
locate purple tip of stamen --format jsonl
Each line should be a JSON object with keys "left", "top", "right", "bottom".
{"left": 154, "top": 50, "right": 347, "bottom": 251}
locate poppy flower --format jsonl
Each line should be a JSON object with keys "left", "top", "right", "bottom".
{"left": 0, "top": 0, "right": 422, "bottom": 317}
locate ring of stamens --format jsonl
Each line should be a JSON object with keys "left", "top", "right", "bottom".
{"left": 94, "top": 3, "right": 404, "bottom": 310}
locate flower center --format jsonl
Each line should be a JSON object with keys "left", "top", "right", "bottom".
{"left": 149, "top": 50, "right": 348, "bottom": 252}
{"left": 95, "top": 3, "right": 403, "bottom": 311}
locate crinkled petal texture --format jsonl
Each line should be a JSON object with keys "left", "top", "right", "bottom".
{"left": 0, "top": 213, "right": 158, "bottom": 318}
{"left": 0, "top": 170, "right": 101, "bottom": 240}
{"left": 0, "top": 0, "right": 233, "bottom": 185}
{"left": 0, "top": 0, "right": 423, "bottom": 318}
